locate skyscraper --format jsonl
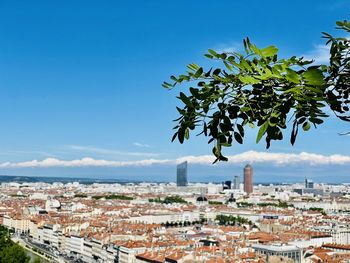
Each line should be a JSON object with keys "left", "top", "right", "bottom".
{"left": 243, "top": 164, "right": 253, "bottom": 194}
{"left": 305, "top": 178, "right": 314, "bottom": 189}
{"left": 177, "top": 161, "right": 188, "bottom": 186}
{"left": 233, "top": 175, "right": 240, "bottom": 190}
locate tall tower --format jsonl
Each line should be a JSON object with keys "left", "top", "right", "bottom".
{"left": 177, "top": 161, "right": 188, "bottom": 186}
{"left": 233, "top": 175, "right": 240, "bottom": 190}
{"left": 243, "top": 164, "right": 253, "bottom": 194}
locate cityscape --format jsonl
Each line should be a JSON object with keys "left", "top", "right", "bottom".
{"left": 0, "top": 1, "right": 350, "bottom": 263}
{"left": 2, "top": 164, "right": 350, "bottom": 262}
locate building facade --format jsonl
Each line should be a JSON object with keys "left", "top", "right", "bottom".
{"left": 233, "top": 175, "right": 240, "bottom": 190}
{"left": 177, "top": 161, "right": 188, "bottom": 187}
{"left": 252, "top": 244, "right": 302, "bottom": 263}
{"left": 305, "top": 178, "right": 314, "bottom": 189}
{"left": 243, "top": 164, "right": 253, "bottom": 194}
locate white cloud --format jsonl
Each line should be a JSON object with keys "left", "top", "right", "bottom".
{"left": 1, "top": 151, "right": 350, "bottom": 168}
{"left": 66, "top": 145, "right": 159, "bottom": 157}
{"left": 302, "top": 44, "right": 330, "bottom": 64}
{"left": 0, "top": 158, "right": 172, "bottom": 168}
{"left": 178, "top": 151, "right": 350, "bottom": 166}
{"left": 214, "top": 41, "right": 241, "bottom": 53}
{"left": 133, "top": 142, "right": 150, "bottom": 148}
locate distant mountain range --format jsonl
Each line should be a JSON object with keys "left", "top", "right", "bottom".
{"left": 0, "top": 175, "right": 135, "bottom": 184}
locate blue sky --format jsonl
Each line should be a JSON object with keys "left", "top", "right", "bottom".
{"left": 0, "top": 0, "right": 349, "bottom": 182}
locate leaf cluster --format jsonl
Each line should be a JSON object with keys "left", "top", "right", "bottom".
{"left": 164, "top": 20, "right": 350, "bottom": 162}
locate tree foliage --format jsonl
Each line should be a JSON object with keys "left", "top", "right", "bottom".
{"left": 0, "top": 225, "right": 30, "bottom": 263}
{"left": 92, "top": 194, "right": 133, "bottom": 200}
{"left": 149, "top": 195, "right": 188, "bottom": 204}
{"left": 163, "top": 20, "right": 350, "bottom": 162}
{"left": 215, "top": 214, "right": 252, "bottom": 226}
{"left": 257, "top": 200, "right": 293, "bottom": 208}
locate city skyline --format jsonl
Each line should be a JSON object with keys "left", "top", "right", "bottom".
{"left": 0, "top": 158, "right": 348, "bottom": 183}
{"left": 2, "top": 175, "right": 350, "bottom": 262}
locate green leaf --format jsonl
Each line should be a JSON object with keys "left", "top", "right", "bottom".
{"left": 302, "top": 122, "right": 311, "bottom": 131}
{"left": 261, "top": 45, "right": 279, "bottom": 57}
{"left": 248, "top": 123, "right": 255, "bottom": 129}
{"left": 268, "top": 117, "right": 278, "bottom": 127}
{"left": 178, "top": 128, "right": 185, "bottom": 144}
{"left": 184, "top": 128, "right": 190, "bottom": 139}
{"left": 236, "top": 124, "right": 244, "bottom": 137}
{"left": 291, "top": 121, "right": 298, "bottom": 145}
{"left": 303, "top": 68, "right": 325, "bottom": 86}
{"left": 309, "top": 117, "right": 324, "bottom": 125}
{"left": 213, "top": 68, "right": 221, "bottom": 75}
{"left": 256, "top": 121, "right": 269, "bottom": 143}
{"left": 214, "top": 141, "right": 221, "bottom": 156}
{"left": 223, "top": 61, "right": 233, "bottom": 71}
{"left": 187, "top": 63, "right": 200, "bottom": 71}
{"left": 179, "top": 92, "right": 191, "bottom": 107}
{"left": 238, "top": 75, "right": 260, "bottom": 84}
{"left": 171, "top": 132, "right": 178, "bottom": 142}
{"left": 285, "top": 68, "right": 300, "bottom": 84}
{"left": 176, "top": 107, "right": 186, "bottom": 115}
{"left": 234, "top": 132, "right": 243, "bottom": 144}
{"left": 240, "top": 60, "right": 253, "bottom": 72}
{"left": 194, "top": 67, "right": 203, "bottom": 78}
{"left": 162, "top": 82, "right": 173, "bottom": 89}
{"left": 208, "top": 49, "right": 218, "bottom": 57}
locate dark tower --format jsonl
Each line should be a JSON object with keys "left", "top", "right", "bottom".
{"left": 177, "top": 161, "right": 188, "bottom": 186}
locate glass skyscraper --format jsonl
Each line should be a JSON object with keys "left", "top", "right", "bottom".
{"left": 177, "top": 161, "right": 188, "bottom": 186}
{"left": 305, "top": 178, "right": 314, "bottom": 189}
{"left": 233, "top": 175, "right": 240, "bottom": 190}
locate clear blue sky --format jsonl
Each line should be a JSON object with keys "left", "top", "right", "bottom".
{"left": 0, "top": 0, "right": 349, "bottom": 182}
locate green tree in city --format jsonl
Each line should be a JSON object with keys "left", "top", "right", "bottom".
{"left": 0, "top": 244, "right": 30, "bottom": 263}
{"left": 163, "top": 19, "right": 350, "bottom": 162}
{"left": 215, "top": 214, "right": 252, "bottom": 226}
{"left": 0, "top": 226, "right": 30, "bottom": 263}
{"left": 163, "top": 195, "right": 187, "bottom": 204}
